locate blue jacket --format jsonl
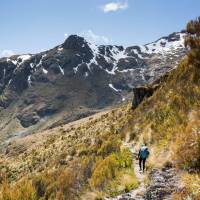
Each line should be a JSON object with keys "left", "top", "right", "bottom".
{"left": 138, "top": 146, "right": 149, "bottom": 159}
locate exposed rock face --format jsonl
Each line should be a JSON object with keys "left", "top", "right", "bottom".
{"left": 132, "top": 73, "right": 169, "bottom": 109}
{"left": 132, "top": 86, "right": 157, "bottom": 109}
{"left": 0, "top": 32, "right": 187, "bottom": 142}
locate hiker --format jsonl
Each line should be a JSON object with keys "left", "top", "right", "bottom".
{"left": 138, "top": 143, "right": 149, "bottom": 172}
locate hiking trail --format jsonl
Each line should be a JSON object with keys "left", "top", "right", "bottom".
{"left": 105, "top": 142, "right": 147, "bottom": 200}
{"left": 105, "top": 142, "right": 183, "bottom": 200}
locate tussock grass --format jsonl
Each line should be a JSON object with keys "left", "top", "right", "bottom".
{"left": 89, "top": 148, "right": 138, "bottom": 196}
{"left": 2, "top": 18, "right": 200, "bottom": 199}
{"left": 0, "top": 104, "right": 136, "bottom": 199}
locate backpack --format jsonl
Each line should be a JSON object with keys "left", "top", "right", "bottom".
{"left": 139, "top": 146, "right": 149, "bottom": 159}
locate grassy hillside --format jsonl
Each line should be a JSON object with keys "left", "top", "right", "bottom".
{"left": 1, "top": 18, "right": 200, "bottom": 199}
{"left": 1, "top": 53, "right": 200, "bottom": 199}
{"left": 122, "top": 18, "right": 200, "bottom": 199}
{"left": 126, "top": 57, "right": 200, "bottom": 199}
{"left": 0, "top": 104, "right": 139, "bottom": 200}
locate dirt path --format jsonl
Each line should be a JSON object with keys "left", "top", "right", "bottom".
{"left": 105, "top": 142, "right": 182, "bottom": 200}
{"left": 105, "top": 143, "right": 147, "bottom": 200}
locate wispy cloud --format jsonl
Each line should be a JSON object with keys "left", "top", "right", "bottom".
{"left": 1, "top": 49, "right": 15, "bottom": 58}
{"left": 64, "top": 33, "right": 68, "bottom": 38}
{"left": 80, "top": 30, "right": 112, "bottom": 44}
{"left": 101, "top": 1, "right": 128, "bottom": 13}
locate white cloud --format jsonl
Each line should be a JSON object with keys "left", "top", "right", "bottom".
{"left": 1, "top": 49, "right": 15, "bottom": 58}
{"left": 64, "top": 33, "right": 68, "bottom": 38}
{"left": 80, "top": 30, "right": 112, "bottom": 44}
{"left": 101, "top": 1, "right": 128, "bottom": 13}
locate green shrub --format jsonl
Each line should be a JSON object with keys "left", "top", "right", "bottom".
{"left": 90, "top": 148, "right": 133, "bottom": 191}
{"left": 115, "top": 148, "right": 132, "bottom": 168}
{"left": 89, "top": 154, "right": 119, "bottom": 190}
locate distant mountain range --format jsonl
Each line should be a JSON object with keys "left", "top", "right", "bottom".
{"left": 0, "top": 31, "right": 187, "bottom": 143}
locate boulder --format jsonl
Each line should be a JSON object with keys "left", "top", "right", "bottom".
{"left": 17, "top": 112, "right": 40, "bottom": 128}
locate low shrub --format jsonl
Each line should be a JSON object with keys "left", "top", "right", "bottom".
{"left": 173, "top": 173, "right": 200, "bottom": 200}
{"left": 90, "top": 148, "right": 133, "bottom": 191}
{"left": 97, "top": 138, "right": 121, "bottom": 158}
{"left": 174, "top": 118, "right": 200, "bottom": 171}
{"left": 89, "top": 154, "right": 119, "bottom": 190}
{"left": 31, "top": 168, "right": 77, "bottom": 200}
{"left": 0, "top": 178, "right": 37, "bottom": 200}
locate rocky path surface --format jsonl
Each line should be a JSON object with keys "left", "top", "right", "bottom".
{"left": 144, "top": 167, "right": 182, "bottom": 200}
{"left": 105, "top": 143, "right": 182, "bottom": 200}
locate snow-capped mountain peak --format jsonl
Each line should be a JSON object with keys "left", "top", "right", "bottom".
{"left": 0, "top": 31, "right": 187, "bottom": 129}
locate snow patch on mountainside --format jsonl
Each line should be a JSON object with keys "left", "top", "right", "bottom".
{"left": 58, "top": 46, "right": 63, "bottom": 52}
{"left": 18, "top": 55, "right": 31, "bottom": 62}
{"left": 131, "top": 49, "right": 143, "bottom": 59}
{"left": 142, "top": 33, "right": 186, "bottom": 55}
{"left": 28, "top": 75, "right": 32, "bottom": 86}
{"left": 12, "top": 60, "right": 18, "bottom": 65}
{"left": 118, "top": 69, "right": 134, "bottom": 73}
{"left": 86, "top": 42, "right": 99, "bottom": 71}
{"left": 59, "top": 65, "right": 65, "bottom": 75}
{"left": 109, "top": 83, "right": 121, "bottom": 92}
{"left": 73, "top": 62, "right": 83, "bottom": 74}
{"left": 6, "top": 54, "right": 32, "bottom": 67}
{"left": 42, "top": 68, "right": 48, "bottom": 74}
{"left": 105, "top": 47, "right": 127, "bottom": 75}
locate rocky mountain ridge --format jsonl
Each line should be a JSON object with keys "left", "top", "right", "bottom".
{"left": 0, "top": 31, "right": 187, "bottom": 142}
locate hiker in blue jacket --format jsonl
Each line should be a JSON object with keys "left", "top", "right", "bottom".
{"left": 138, "top": 143, "right": 150, "bottom": 172}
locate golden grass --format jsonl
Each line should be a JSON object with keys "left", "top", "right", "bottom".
{"left": 0, "top": 178, "right": 37, "bottom": 200}
{"left": 1, "top": 34, "right": 200, "bottom": 199}
{"left": 89, "top": 148, "right": 137, "bottom": 194}
{"left": 173, "top": 173, "right": 200, "bottom": 200}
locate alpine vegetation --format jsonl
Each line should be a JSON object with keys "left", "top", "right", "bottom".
{"left": 0, "top": 2, "right": 200, "bottom": 199}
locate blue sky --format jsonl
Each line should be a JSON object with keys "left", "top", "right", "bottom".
{"left": 1, "top": 0, "right": 200, "bottom": 57}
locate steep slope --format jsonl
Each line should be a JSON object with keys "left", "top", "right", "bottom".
{"left": 1, "top": 50, "right": 200, "bottom": 199}
{"left": 1, "top": 25, "right": 200, "bottom": 199}
{"left": 0, "top": 103, "right": 138, "bottom": 199}
{"left": 0, "top": 32, "right": 186, "bottom": 143}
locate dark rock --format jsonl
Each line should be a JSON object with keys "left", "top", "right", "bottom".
{"left": 132, "top": 86, "right": 157, "bottom": 109}
{"left": 132, "top": 73, "right": 169, "bottom": 109}
{"left": 17, "top": 112, "right": 40, "bottom": 128}
{"left": 36, "top": 103, "right": 58, "bottom": 117}
{"left": 63, "top": 35, "right": 93, "bottom": 58}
